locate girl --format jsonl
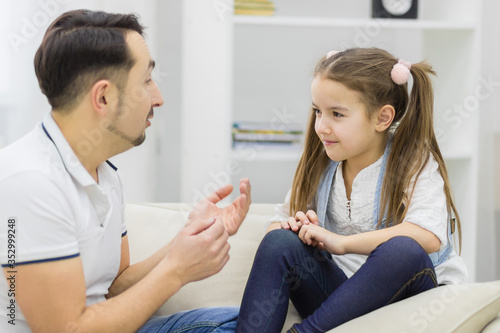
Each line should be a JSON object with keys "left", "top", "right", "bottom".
{"left": 236, "top": 48, "right": 467, "bottom": 333}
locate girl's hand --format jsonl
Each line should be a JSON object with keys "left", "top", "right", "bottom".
{"left": 298, "top": 224, "right": 346, "bottom": 255}
{"left": 281, "top": 210, "right": 320, "bottom": 232}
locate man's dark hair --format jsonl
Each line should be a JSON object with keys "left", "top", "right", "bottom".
{"left": 34, "top": 9, "right": 145, "bottom": 111}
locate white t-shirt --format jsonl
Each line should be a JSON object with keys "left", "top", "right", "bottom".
{"left": 0, "top": 112, "right": 126, "bottom": 332}
{"left": 268, "top": 154, "right": 467, "bottom": 285}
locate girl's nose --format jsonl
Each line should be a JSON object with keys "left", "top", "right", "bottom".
{"left": 316, "top": 117, "right": 332, "bottom": 135}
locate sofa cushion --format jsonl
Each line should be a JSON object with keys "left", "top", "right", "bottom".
{"left": 329, "top": 281, "right": 500, "bottom": 333}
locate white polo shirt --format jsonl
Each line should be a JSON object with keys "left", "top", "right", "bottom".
{"left": 0, "top": 112, "right": 127, "bottom": 332}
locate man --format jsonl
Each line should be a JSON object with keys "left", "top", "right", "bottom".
{"left": 0, "top": 9, "right": 251, "bottom": 332}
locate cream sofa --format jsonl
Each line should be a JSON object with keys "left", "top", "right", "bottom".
{"left": 126, "top": 202, "right": 500, "bottom": 333}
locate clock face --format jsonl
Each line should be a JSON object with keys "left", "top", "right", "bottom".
{"left": 381, "top": 0, "right": 413, "bottom": 16}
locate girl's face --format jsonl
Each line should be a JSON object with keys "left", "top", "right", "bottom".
{"left": 311, "top": 75, "right": 382, "bottom": 166}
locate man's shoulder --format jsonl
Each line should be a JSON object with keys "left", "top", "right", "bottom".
{"left": 0, "top": 126, "right": 59, "bottom": 182}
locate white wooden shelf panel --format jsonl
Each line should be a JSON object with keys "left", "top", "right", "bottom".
{"left": 231, "top": 148, "right": 302, "bottom": 162}
{"left": 233, "top": 16, "right": 477, "bottom": 31}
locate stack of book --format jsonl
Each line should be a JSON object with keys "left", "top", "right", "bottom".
{"left": 232, "top": 121, "right": 303, "bottom": 149}
{"left": 234, "top": 0, "right": 275, "bottom": 16}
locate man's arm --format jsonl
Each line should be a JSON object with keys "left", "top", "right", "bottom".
{"left": 7, "top": 217, "right": 230, "bottom": 333}
{"left": 108, "top": 179, "right": 252, "bottom": 297}
{"left": 106, "top": 235, "right": 170, "bottom": 298}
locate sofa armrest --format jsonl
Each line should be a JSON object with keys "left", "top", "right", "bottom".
{"left": 482, "top": 313, "right": 500, "bottom": 333}
{"left": 328, "top": 281, "right": 500, "bottom": 333}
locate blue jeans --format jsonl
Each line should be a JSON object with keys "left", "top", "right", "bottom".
{"left": 236, "top": 230, "right": 437, "bottom": 333}
{"left": 138, "top": 306, "right": 238, "bottom": 333}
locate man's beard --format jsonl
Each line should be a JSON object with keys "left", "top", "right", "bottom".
{"left": 106, "top": 99, "right": 152, "bottom": 147}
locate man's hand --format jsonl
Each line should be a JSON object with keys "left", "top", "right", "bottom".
{"left": 188, "top": 178, "right": 251, "bottom": 236}
{"left": 164, "top": 216, "right": 231, "bottom": 285}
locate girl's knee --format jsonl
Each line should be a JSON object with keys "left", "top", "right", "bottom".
{"left": 264, "top": 228, "right": 301, "bottom": 242}
{"left": 377, "top": 236, "right": 429, "bottom": 263}
{"left": 368, "top": 236, "right": 435, "bottom": 279}
{"left": 261, "top": 228, "right": 302, "bottom": 252}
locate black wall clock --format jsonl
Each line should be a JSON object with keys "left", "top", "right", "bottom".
{"left": 372, "top": 0, "right": 418, "bottom": 19}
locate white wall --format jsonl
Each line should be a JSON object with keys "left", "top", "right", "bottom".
{"left": 180, "top": 0, "right": 233, "bottom": 204}
{"left": 487, "top": 0, "right": 500, "bottom": 280}
{"left": 0, "top": 1, "right": 51, "bottom": 145}
{"left": 476, "top": 0, "right": 500, "bottom": 282}
{"left": 496, "top": 137, "right": 500, "bottom": 280}
{"left": 154, "top": 0, "right": 183, "bottom": 202}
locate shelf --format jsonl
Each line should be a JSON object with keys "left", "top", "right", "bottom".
{"left": 232, "top": 15, "right": 477, "bottom": 31}
{"left": 231, "top": 147, "right": 302, "bottom": 162}
{"left": 230, "top": 148, "right": 471, "bottom": 163}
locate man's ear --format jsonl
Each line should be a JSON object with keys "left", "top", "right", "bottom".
{"left": 90, "top": 80, "right": 113, "bottom": 115}
{"left": 374, "top": 105, "right": 395, "bottom": 132}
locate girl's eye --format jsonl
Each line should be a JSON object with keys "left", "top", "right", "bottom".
{"left": 313, "top": 108, "right": 321, "bottom": 115}
{"left": 146, "top": 78, "right": 153, "bottom": 85}
{"left": 333, "top": 111, "right": 343, "bottom": 118}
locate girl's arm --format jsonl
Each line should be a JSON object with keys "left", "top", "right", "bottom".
{"left": 266, "top": 222, "right": 282, "bottom": 233}
{"left": 298, "top": 222, "right": 440, "bottom": 255}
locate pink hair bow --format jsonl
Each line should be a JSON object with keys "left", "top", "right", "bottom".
{"left": 391, "top": 59, "right": 411, "bottom": 85}
{"left": 326, "top": 50, "right": 339, "bottom": 59}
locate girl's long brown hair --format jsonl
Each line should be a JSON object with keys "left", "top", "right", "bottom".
{"left": 290, "top": 48, "right": 461, "bottom": 251}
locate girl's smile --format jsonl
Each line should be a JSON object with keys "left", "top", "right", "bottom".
{"left": 322, "top": 139, "right": 339, "bottom": 146}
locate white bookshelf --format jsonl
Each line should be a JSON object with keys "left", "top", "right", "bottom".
{"left": 182, "top": 0, "right": 482, "bottom": 281}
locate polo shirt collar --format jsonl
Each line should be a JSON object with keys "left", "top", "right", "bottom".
{"left": 41, "top": 112, "right": 98, "bottom": 188}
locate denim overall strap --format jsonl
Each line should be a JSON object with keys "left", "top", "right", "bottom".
{"left": 372, "top": 142, "right": 392, "bottom": 229}
{"left": 371, "top": 141, "right": 452, "bottom": 266}
{"left": 316, "top": 160, "right": 339, "bottom": 229}
{"left": 428, "top": 219, "right": 453, "bottom": 266}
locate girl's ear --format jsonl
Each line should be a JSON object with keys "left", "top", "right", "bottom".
{"left": 374, "top": 105, "right": 395, "bottom": 132}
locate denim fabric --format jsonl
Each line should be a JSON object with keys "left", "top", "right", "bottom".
{"left": 138, "top": 306, "right": 238, "bottom": 333}
{"left": 236, "top": 230, "right": 437, "bottom": 333}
